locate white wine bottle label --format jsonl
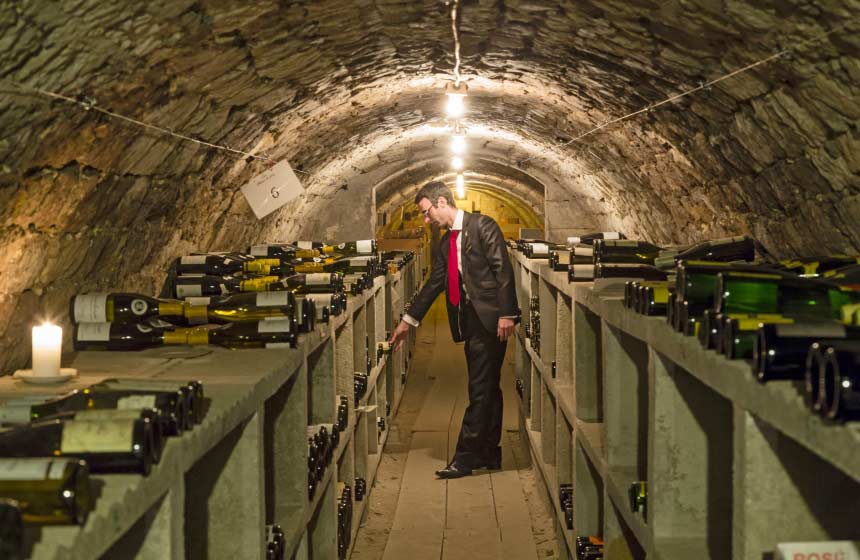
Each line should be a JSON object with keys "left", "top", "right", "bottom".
{"left": 573, "top": 265, "right": 595, "bottom": 279}
{"left": 256, "top": 292, "right": 290, "bottom": 307}
{"left": 77, "top": 323, "right": 111, "bottom": 342}
{"left": 306, "top": 273, "right": 331, "bottom": 286}
{"left": 773, "top": 323, "right": 847, "bottom": 338}
{"left": 0, "top": 405, "right": 33, "bottom": 424}
{"left": 265, "top": 343, "right": 292, "bottom": 349}
{"left": 603, "top": 232, "right": 622, "bottom": 240}
{"left": 296, "top": 241, "right": 313, "bottom": 250}
{"left": 61, "top": 419, "right": 135, "bottom": 453}
{"left": 606, "top": 240, "right": 638, "bottom": 247}
{"left": 116, "top": 395, "right": 157, "bottom": 410}
{"left": 531, "top": 243, "right": 549, "bottom": 254}
{"left": 259, "top": 318, "right": 292, "bottom": 333}
{"left": 357, "top": 240, "right": 374, "bottom": 253}
{"left": 0, "top": 458, "right": 68, "bottom": 480}
{"left": 567, "top": 236, "right": 581, "bottom": 245}
{"left": 574, "top": 246, "right": 594, "bottom": 257}
{"left": 250, "top": 245, "right": 270, "bottom": 257}
{"left": 176, "top": 284, "right": 203, "bottom": 298}
{"left": 184, "top": 296, "right": 211, "bottom": 306}
{"left": 180, "top": 256, "right": 207, "bottom": 265}
{"left": 74, "top": 294, "right": 108, "bottom": 322}
{"left": 349, "top": 256, "right": 373, "bottom": 264}
{"left": 74, "top": 409, "right": 145, "bottom": 420}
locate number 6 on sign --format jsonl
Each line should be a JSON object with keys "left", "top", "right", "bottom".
{"left": 241, "top": 160, "right": 304, "bottom": 219}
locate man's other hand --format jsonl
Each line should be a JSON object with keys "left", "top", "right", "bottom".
{"left": 389, "top": 320, "right": 411, "bottom": 352}
{"left": 497, "top": 317, "right": 515, "bottom": 341}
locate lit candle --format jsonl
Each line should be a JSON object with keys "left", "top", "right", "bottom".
{"left": 32, "top": 324, "right": 62, "bottom": 377}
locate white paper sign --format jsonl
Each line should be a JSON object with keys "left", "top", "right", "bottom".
{"left": 241, "top": 160, "right": 304, "bottom": 219}
{"left": 776, "top": 541, "right": 860, "bottom": 560}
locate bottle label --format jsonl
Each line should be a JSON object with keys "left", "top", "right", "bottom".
{"left": 74, "top": 294, "right": 108, "bottom": 322}
{"left": 296, "top": 241, "right": 313, "bottom": 250}
{"left": 77, "top": 323, "right": 111, "bottom": 342}
{"left": 305, "top": 273, "right": 330, "bottom": 286}
{"left": 241, "top": 277, "right": 277, "bottom": 291}
{"left": 184, "top": 329, "right": 209, "bottom": 345}
{"left": 574, "top": 247, "right": 594, "bottom": 257}
{"left": 74, "top": 409, "right": 145, "bottom": 420}
{"left": 184, "top": 297, "right": 211, "bottom": 306}
{"left": 256, "top": 292, "right": 290, "bottom": 307}
{"left": 531, "top": 243, "right": 549, "bottom": 254}
{"left": 250, "top": 245, "right": 270, "bottom": 257}
{"left": 567, "top": 237, "right": 581, "bottom": 245}
{"left": 0, "top": 405, "right": 33, "bottom": 424}
{"left": 184, "top": 304, "right": 209, "bottom": 325}
{"left": 357, "top": 240, "right": 374, "bottom": 253}
{"left": 61, "top": 419, "right": 135, "bottom": 453}
{"left": 573, "top": 265, "right": 594, "bottom": 279}
{"left": 117, "top": 395, "right": 157, "bottom": 410}
{"left": 164, "top": 330, "right": 191, "bottom": 345}
{"left": 603, "top": 232, "right": 621, "bottom": 240}
{"left": 259, "top": 319, "right": 292, "bottom": 333}
{"left": 176, "top": 284, "right": 203, "bottom": 298}
{"left": 180, "top": 256, "right": 207, "bottom": 265}
{"left": 265, "top": 343, "right": 292, "bottom": 349}
{"left": 774, "top": 323, "right": 847, "bottom": 338}
{"left": 0, "top": 458, "right": 68, "bottom": 480}
{"left": 349, "top": 256, "right": 373, "bottom": 264}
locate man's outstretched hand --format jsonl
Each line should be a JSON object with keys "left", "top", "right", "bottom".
{"left": 389, "top": 320, "right": 411, "bottom": 352}
{"left": 497, "top": 317, "right": 515, "bottom": 341}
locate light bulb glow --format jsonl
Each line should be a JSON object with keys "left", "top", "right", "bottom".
{"left": 451, "top": 156, "right": 464, "bottom": 170}
{"left": 455, "top": 174, "right": 465, "bottom": 199}
{"left": 446, "top": 93, "right": 465, "bottom": 118}
{"left": 450, "top": 134, "right": 466, "bottom": 155}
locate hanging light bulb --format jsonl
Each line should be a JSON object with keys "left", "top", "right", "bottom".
{"left": 450, "top": 132, "right": 466, "bottom": 155}
{"left": 445, "top": 82, "right": 468, "bottom": 119}
{"left": 455, "top": 174, "right": 466, "bottom": 199}
{"left": 451, "top": 156, "right": 464, "bottom": 171}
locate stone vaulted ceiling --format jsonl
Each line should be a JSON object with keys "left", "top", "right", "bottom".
{"left": 0, "top": 0, "right": 858, "bottom": 371}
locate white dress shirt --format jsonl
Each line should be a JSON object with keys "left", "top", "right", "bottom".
{"left": 403, "top": 210, "right": 465, "bottom": 327}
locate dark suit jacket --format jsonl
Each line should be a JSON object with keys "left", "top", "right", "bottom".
{"left": 408, "top": 212, "right": 520, "bottom": 341}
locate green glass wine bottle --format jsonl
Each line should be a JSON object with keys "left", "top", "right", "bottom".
{"left": 182, "top": 291, "right": 297, "bottom": 327}
{"left": 173, "top": 275, "right": 281, "bottom": 298}
{"left": 593, "top": 239, "right": 663, "bottom": 265}
{"left": 721, "top": 315, "right": 793, "bottom": 359}
{"left": 672, "top": 235, "right": 755, "bottom": 263}
{"left": 183, "top": 320, "right": 299, "bottom": 349}
{"left": 0, "top": 458, "right": 92, "bottom": 526}
{"left": 753, "top": 322, "right": 860, "bottom": 382}
{"left": 70, "top": 293, "right": 185, "bottom": 324}
{"left": 174, "top": 255, "right": 284, "bottom": 277}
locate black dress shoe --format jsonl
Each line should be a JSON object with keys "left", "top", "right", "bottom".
{"left": 436, "top": 460, "right": 473, "bottom": 479}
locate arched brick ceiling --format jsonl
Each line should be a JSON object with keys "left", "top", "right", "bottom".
{"left": 0, "top": 0, "right": 858, "bottom": 371}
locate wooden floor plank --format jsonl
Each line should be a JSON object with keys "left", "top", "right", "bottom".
{"left": 491, "top": 442, "right": 540, "bottom": 560}
{"left": 446, "top": 473, "right": 497, "bottom": 530}
{"left": 441, "top": 528, "right": 502, "bottom": 560}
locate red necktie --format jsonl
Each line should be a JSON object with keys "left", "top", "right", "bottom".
{"left": 448, "top": 230, "right": 460, "bottom": 306}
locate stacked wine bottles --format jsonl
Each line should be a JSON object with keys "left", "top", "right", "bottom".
{"left": 354, "top": 477, "right": 367, "bottom": 502}
{"left": 576, "top": 536, "right": 605, "bottom": 560}
{"left": 525, "top": 296, "right": 541, "bottom": 355}
{"left": 354, "top": 373, "right": 368, "bottom": 407}
{"left": 0, "top": 378, "right": 204, "bottom": 542}
{"left": 559, "top": 483, "right": 573, "bottom": 530}
{"left": 307, "top": 424, "right": 336, "bottom": 500}
{"left": 266, "top": 523, "right": 285, "bottom": 560}
{"left": 336, "top": 482, "right": 353, "bottom": 560}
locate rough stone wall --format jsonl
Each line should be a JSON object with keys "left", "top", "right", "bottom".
{"left": 0, "top": 0, "right": 858, "bottom": 372}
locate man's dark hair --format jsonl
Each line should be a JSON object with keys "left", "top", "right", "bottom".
{"left": 414, "top": 180, "right": 455, "bottom": 207}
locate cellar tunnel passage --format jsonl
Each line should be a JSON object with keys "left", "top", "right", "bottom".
{"left": 1, "top": 0, "right": 859, "bottom": 375}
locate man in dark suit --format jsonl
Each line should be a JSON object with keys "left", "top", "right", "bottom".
{"left": 388, "top": 180, "right": 520, "bottom": 478}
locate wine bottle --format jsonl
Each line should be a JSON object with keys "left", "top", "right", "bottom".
{"left": 33, "top": 408, "right": 166, "bottom": 464}
{"left": 324, "top": 239, "right": 377, "bottom": 256}
{"left": 715, "top": 272, "right": 860, "bottom": 319}
{"left": 568, "top": 264, "right": 595, "bottom": 282}
{"left": 0, "top": 417, "right": 155, "bottom": 475}
{"left": 566, "top": 231, "right": 625, "bottom": 245}
{"left": 182, "top": 291, "right": 297, "bottom": 325}
{"left": 354, "top": 373, "right": 368, "bottom": 406}
{"left": 594, "top": 263, "right": 668, "bottom": 281}
{"left": 781, "top": 256, "right": 860, "bottom": 277}
{"left": 71, "top": 293, "right": 185, "bottom": 324}
{"left": 640, "top": 282, "right": 672, "bottom": 316}
{"left": 593, "top": 239, "right": 663, "bottom": 265}
{"left": 5, "top": 385, "right": 186, "bottom": 436}
{"left": 628, "top": 481, "right": 647, "bottom": 515}
{"left": 623, "top": 281, "right": 639, "bottom": 309}
{"left": 174, "top": 255, "right": 284, "bottom": 277}
{"left": 524, "top": 242, "right": 565, "bottom": 259}
{"left": 184, "top": 320, "right": 299, "bottom": 349}
{"left": 672, "top": 235, "right": 755, "bottom": 263}
{"left": 817, "top": 341, "right": 860, "bottom": 421}
{"left": 249, "top": 244, "right": 297, "bottom": 260}
{"left": 721, "top": 315, "right": 793, "bottom": 359}
{"left": 292, "top": 240, "right": 325, "bottom": 251}
{"left": 266, "top": 523, "right": 285, "bottom": 560}
{"left": 73, "top": 321, "right": 187, "bottom": 352}
{"left": 96, "top": 378, "right": 203, "bottom": 426}
{"left": 377, "top": 341, "right": 392, "bottom": 361}
{"left": 292, "top": 258, "right": 351, "bottom": 274}
{"left": 172, "top": 275, "right": 281, "bottom": 298}
{"left": 549, "top": 250, "right": 570, "bottom": 271}
{"left": 0, "top": 458, "right": 92, "bottom": 525}
{"left": 272, "top": 273, "right": 344, "bottom": 294}
{"left": 824, "top": 263, "right": 860, "bottom": 283}
{"left": 753, "top": 322, "right": 860, "bottom": 382}
{"left": 675, "top": 260, "right": 778, "bottom": 305}
{"left": 805, "top": 341, "right": 828, "bottom": 414}
{"left": 0, "top": 499, "right": 23, "bottom": 559}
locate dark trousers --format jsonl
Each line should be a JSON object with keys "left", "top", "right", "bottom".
{"left": 453, "top": 301, "right": 507, "bottom": 467}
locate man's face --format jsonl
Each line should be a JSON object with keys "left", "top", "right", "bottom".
{"left": 418, "top": 197, "right": 443, "bottom": 227}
